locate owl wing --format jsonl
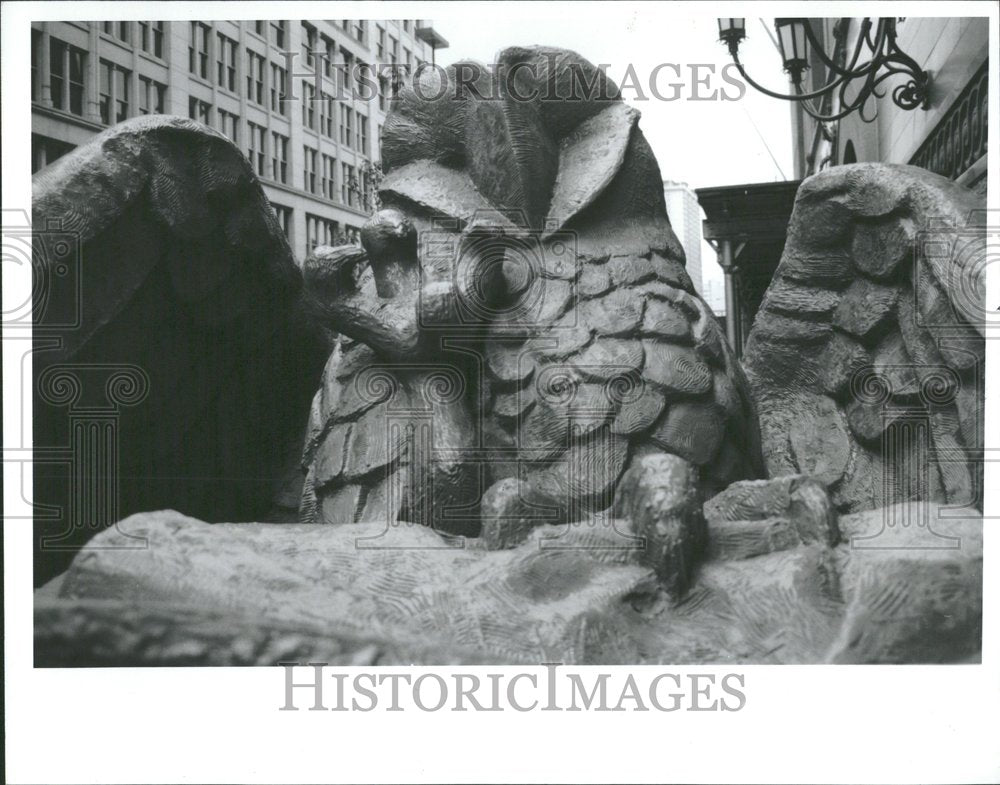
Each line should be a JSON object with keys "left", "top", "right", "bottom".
{"left": 743, "top": 163, "right": 985, "bottom": 513}
{"left": 32, "top": 115, "right": 328, "bottom": 581}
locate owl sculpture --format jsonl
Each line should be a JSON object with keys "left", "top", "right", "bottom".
{"left": 301, "top": 47, "right": 763, "bottom": 595}
{"left": 30, "top": 49, "right": 985, "bottom": 666}
{"left": 743, "top": 163, "right": 986, "bottom": 517}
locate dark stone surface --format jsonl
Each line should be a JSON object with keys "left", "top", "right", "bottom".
{"left": 743, "top": 164, "right": 985, "bottom": 515}
{"left": 612, "top": 453, "right": 704, "bottom": 598}
{"left": 302, "top": 47, "right": 761, "bottom": 583}
{"left": 34, "top": 57, "right": 982, "bottom": 669}
{"left": 832, "top": 277, "right": 898, "bottom": 341}
{"left": 703, "top": 475, "right": 838, "bottom": 560}
{"left": 37, "top": 507, "right": 981, "bottom": 664}
{"left": 31, "top": 116, "right": 329, "bottom": 585}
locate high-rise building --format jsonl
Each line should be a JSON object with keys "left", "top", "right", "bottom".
{"left": 662, "top": 179, "right": 703, "bottom": 296}
{"left": 31, "top": 19, "right": 449, "bottom": 261}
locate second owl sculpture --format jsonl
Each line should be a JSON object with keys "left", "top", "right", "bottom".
{"left": 301, "top": 47, "right": 763, "bottom": 594}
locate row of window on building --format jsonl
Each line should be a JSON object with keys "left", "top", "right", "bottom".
{"left": 298, "top": 210, "right": 363, "bottom": 251}
{"left": 99, "top": 20, "right": 166, "bottom": 57}
{"left": 190, "top": 21, "right": 420, "bottom": 115}
{"left": 270, "top": 205, "right": 363, "bottom": 251}
{"left": 34, "top": 25, "right": 405, "bottom": 154}
{"left": 91, "top": 19, "right": 414, "bottom": 60}
{"left": 32, "top": 31, "right": 171, "bottom": 125}
{"left": 212, "top": 110, "right": 373, "bottom": 209}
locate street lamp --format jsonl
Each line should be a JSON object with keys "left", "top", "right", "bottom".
{"left": 717, "top": 18, "right": 746, "bottom": 50}
{"left": 718, "top": 17, "right": 931, "bottom": 123}
{"left": 774, "top": 18, "right": 809, "bottom": 80}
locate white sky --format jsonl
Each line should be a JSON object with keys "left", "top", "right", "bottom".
{"left": 430, "top": 13, "right": 797, "bottom": 302}
{"left": 432, "top": 14, "right": 795, "bottom": 186}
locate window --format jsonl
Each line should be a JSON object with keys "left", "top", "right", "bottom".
{"left": 253, "top": 21, "right": 265, "bottom": 37}
{"left": 378, "top": 76, "right": 388, "bottom": 112}
{"left": 376, "top": 26, "right": 385, "bottom": 60}
{"left": 271, "top": 132, "right": 288, "bottom": 183}
{"left": 188, "top": 96, "right": 212, "bottom": 125}
{"left": 31, "top": 29, "right": 41, "bottom": 101}
{"left": 102, "top": 21, "right": 131, "bottom": 44}
{"left": 270, "top": 20, "right": 286, "bottom": 48}
{"left": 247, "top": 122, "right": 266, "bottom": 176}
{"left": 353, "top": 21, "right": 365, "bottom": 44}
{"left": 355, "top": 62, "right": 373, "bottom": 101}
{"left": 302, "top": 81, "right": 315, "bottom": 130}
{"left": 843, "top": 140, "right": 858, "bottom": 165}
{"left": 389, "top": 36, "right": 399, "bottom": 64}
{"left": 306, "top": 213, "right": 339, "bottom": 251}
{"left": 49, "top": 39, "right": 67, "bottom": 110}
{"left": 98, "top": 61, "right": 111, "bottom": 123}
{"left": 340, "top": 105, "right": 353, "bottom": 148}
{"left": 270, "top": 63, "right": 287, "bottom": 114}
{"left": 98, "top": 60, "right": 130, "bottom": 124}
{"left": 319, "top": 92, "right": 334, "bottom": 138}
{"left": 303, "top": 146, "right": 318, "bottom": 194}
{"left": 189, "top": 22, "right": 210, "bottom": 79}
{"left": 139, "top": 21, "right": 164, "bottom": 58}
{"left": 32, "top": 134, "right": 75, "bottom": 174}
{"left": 404, "top": 48, "right": 412, "bottom": 73}
{"left": 139, "top": 76, "right": 166, "bottom": 114}
{"left": 321, "top": 154, "right": 337, "bottom": 199}
{"left": 270, "top": 203, "right": 292, "bottom": 240}
{"left": 114, "top": 63, "right": 129, "bottom": 122}
{"left": 359, "top": 170, "right": 371, "bottom": 211}
{"left": 218, "top": 109, "right": 239, "bottom": 143}
{"left": 339, "top": 48, "right": 355, "bottom": 94}
{"left": 301, "top": 23, "right": 317, "bottom": 69}
{"left": 359, "top": 115, "right": 368, "bottom": 154}
{"left": 321, "top": 36, "right": 336, "bottom": 78}
{"left": 216, "top": 33, "right": 237, "bottom": 92}
{"left": 67, "top": 47, "right": 85, "bottom": 115}
{"left": 246, "top": 51, "right": 264, "bottom": 105}
{"left": 342, "top": 162, "right": 357, "bottom": 206}
{"left": 403, "top": 20, "right": 412, "bottom": 33}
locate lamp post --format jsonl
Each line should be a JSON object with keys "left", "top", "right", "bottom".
{"left": 718, "top": 17, "right": 930, "bottom": 123}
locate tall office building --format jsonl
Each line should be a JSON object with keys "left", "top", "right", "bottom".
{"left": 31, "top": 19, "right": 448, "bottom": 261}
{"left": 662, "top": 179, "right": 703, "bottom": 296}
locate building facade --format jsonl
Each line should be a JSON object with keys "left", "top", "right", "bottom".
{"left": 699, "top": 16, "right": 988, "bottom": 356}
{"left": 791, "top": 17, "right": 988, "bottom": 193}
{"left": 31, "top": 19, "right": 448, "bottom": 260}
{"left": 662, "top": 179, "right": 704, "bottom": 296}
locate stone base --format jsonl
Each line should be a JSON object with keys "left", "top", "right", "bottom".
{"left": 36, "top": 499, "right": 982, "bottom": 665}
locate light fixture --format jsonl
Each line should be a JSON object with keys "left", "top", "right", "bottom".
{"left": 774, "top": 18, "right": 809, "bottom": 80}
{"left": 717, "top": 18, "right": 746, "bottom": 50}
{"left": 718, "top": 17, "right": 931, "bottom": 123}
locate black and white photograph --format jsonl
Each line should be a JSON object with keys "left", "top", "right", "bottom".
{"left": 3, "top": 1, "right": 998, "bottom": 782}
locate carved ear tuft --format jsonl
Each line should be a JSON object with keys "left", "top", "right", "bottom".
{"left": 463, "top": 55, "right": 559, "bottom": 230}
{"left": 544, "top": 101, "right": 639, "bottom": 236}
{"left": 378, "top": 47, "right": 651, "bottom": 235}
{"left": 380, "top": 63, "right": 472, "bottom": 171}
{"left": 496, "top": 46, "right": 622, "bottom": 139}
